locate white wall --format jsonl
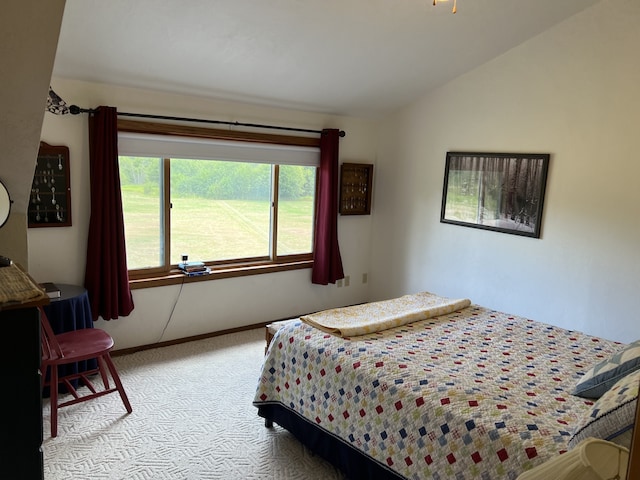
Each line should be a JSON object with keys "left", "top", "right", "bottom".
{"left": 370, "top": 0, "right": 640, "bottom": 343}
{"left": 31, "top": 79, "right": 378, "bottom": 349}
{"left": 30, "top": 1, "right": 639, "bottom": 349}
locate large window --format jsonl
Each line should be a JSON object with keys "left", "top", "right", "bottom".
{"left": 118, "top": 129, "right": 319, "bottom": 276}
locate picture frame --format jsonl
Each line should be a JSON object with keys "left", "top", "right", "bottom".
{"left": 28, "top": 142, "right": 72, "bottom": 228}
{"left": 339, "top": 163, "right": 373, "bottom": 215}
{"left": 440, "top": 151, "right": 549, "bottom": 238}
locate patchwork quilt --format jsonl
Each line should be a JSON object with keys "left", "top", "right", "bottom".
{"left": 254, "top": 303, "right": 621, "bottom": 479}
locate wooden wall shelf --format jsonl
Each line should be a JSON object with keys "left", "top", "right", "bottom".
{"left": 28, "top": 142, "right": 72, "bottom": 228}
{"left": 339, "top": 163, "right": 373, "bottom": 215}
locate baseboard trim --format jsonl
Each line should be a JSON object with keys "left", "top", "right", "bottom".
{"left": 111, "top": 315, "right": 302, "bottom": 357}
{"left": 111, "top": 321, "right": 268, "bottom": 357}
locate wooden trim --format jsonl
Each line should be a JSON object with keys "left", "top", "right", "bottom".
{"left": 117, "top": 119, "right": 321, "bottom": 147}
{"left": 111, "top": 321, "right": 268, "bottom": 356}
{"left": 111, "top": 313, "right": 305, "bottom": 357}
{"left": 128, "top": 259, "right": 313, "bottom": 289}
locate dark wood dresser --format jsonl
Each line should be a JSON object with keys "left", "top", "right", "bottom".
{"left": 0, "top": 265, "right": 49, "bottom": 480}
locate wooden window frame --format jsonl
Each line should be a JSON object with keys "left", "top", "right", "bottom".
{"left": 119, "top": 120, "right": 320, "bottom": 289}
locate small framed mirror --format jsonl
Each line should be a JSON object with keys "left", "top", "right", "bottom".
{"left": 0, "top": 179, "right": 11, "bottom": 228}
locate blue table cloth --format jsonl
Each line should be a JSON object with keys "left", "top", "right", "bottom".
{"left": 42, "top": 284, "right": 95, "bottom": 396}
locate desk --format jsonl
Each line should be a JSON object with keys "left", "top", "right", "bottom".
{"left": 42, "top": 284, "right": 95, "bottom": 396}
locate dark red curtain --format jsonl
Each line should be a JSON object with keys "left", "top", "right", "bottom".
{"left": 84, "top": 106, "right": 134, "bottom": 320}
{"left": 312, "top": 129, "right": 344, "bottom": 285}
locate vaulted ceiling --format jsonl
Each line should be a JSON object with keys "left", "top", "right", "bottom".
{"left": 53, "top": 0, "right": 600, "bottom": 117}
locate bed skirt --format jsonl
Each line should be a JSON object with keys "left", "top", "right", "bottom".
{"left": 257, "top": 403, "right": 405, "bottom": 480}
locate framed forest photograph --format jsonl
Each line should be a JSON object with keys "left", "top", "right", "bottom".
{"left": 440, "top": 151, "right": 549, "bottom": 238}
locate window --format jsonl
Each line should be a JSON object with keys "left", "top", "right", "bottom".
{"left": 117, "top": 127, "right": 320, "bottom": 279}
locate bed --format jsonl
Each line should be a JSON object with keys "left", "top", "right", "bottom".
{"left": 253, "top": 292, "right": 639, "bottom": 479}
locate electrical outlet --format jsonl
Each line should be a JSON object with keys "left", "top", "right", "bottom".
{"left": 344, "top": 275, "right": 350, "bottom": 287}
{"left": 337, "top": 279, "right": 343, "bottom": 288}
{"left": 362, "top": 273, "right": 368, "bottom": 284}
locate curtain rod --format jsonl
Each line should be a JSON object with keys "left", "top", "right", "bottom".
{"left": 69, "top": 106, "right": 346, "bottom": 137}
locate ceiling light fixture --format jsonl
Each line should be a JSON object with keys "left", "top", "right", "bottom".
{"left": 433, "top": 0, "right": 457, "bottom": 14}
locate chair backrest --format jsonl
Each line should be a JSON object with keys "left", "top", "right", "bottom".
{"left": 38, "top": 306, "right": 64, "bottom": 362}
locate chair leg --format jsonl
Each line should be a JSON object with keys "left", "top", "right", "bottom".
{"left": 96, "top": 356, "right": 111, "bottom": 389}
{"left": 103, "top": 354, "right": 132, "bottom": 413}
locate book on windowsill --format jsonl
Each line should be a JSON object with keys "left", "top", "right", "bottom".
{"left": 178, "top": 261, "right": 205, "bottom": 271}
{"left": 181, "top": 265, "right": 207, "bottom": 272}
{"left": 179, "top": 265, "right": 208, "bottom": 274}
{"left": 40, "top": 282, "right": 61, "bottom": 299}
{"left": 182, "top": 267, "right": 210, "bottom": 277}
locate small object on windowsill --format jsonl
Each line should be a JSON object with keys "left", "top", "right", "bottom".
{"left": 182, "top": 267, "right": 211, "bottom": 277}
{"left": 40, "top": 282, "right": 61, "bottom": 299}
{"left": 178, "top": 261, "right": 205, "bottom": 271}
{"left": 179, "top": 261, "right": 209, "bottom": 276}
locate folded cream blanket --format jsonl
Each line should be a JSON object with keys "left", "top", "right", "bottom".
{"left": 301, "top": 291, "right": 471, "bottom": 337}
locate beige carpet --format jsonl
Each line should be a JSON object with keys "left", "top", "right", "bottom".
{"left": 43, "top": 328, "right": 345, "bottom": 479}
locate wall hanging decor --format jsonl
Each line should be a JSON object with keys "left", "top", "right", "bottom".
{"left": 339, "top": 162, "right": 373, "bottom": 215}
{"left": 440, "top": 151, "right": 549, "bottom": 238}
{"left": 28, "top": 142, "right": 72, "bottom": 228}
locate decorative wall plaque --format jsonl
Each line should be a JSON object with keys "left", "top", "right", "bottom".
{"left": 339, "top": 163, "right": 373, "bottom": 215}
{"left": 28, "top": 142, "right": 72, "bottom": 228}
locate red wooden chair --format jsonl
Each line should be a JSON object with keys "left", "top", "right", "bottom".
{"left": 39, "top": 307, "right": 132, "bottom": 437}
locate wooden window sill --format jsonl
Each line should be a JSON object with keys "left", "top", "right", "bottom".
{"left": 128, "top": 259, "right": 313, "bottom": 290}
